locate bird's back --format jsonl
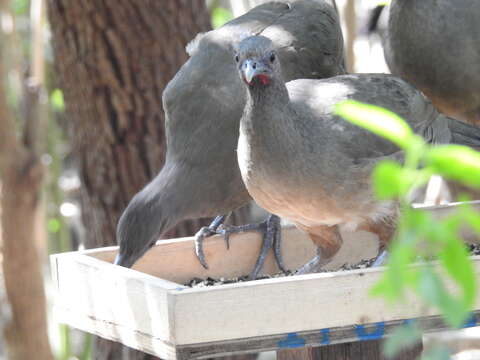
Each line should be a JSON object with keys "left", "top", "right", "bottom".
{"left": 285, "top": 74, "right": 443, "bottom": 162}
{"left": 387, "top": 0, "right": 480, "bottom": 123}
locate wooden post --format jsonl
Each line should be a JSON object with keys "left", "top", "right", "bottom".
{"left": 277, "top": 340, "right": 423, "bottom": 360}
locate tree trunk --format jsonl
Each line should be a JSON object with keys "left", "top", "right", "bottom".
{"left": 48, "top": 1, "right": 249, "bottom": 359}
{"left": 48, "top": 0, "right": 214, "bottom": 249}
{"left": 0, "top": 30, "right": 54, "bottom": 360}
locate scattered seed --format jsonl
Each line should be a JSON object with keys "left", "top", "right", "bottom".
{"left": 185, "top": 244, "right": 480, "bottom": 287}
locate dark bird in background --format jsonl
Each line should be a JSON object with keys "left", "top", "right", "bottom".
{"left": 235, "top": 36, "right": 480, "bottom": 272}
{"left": 114, "top": 0, "right": 345, "bottom": 278}
{"left": 369, "top": 0, "right": 480, "bottom": 125}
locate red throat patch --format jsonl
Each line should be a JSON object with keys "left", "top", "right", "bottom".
{"left": 257, "top": 74, "right": 270, "bottom": 85}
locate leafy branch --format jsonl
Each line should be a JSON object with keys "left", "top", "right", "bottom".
{"left": 336, "top": 100, "right": 480, "bottom": 357}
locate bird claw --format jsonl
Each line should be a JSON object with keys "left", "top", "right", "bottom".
{"left": 294, "top": 247, "right": 329, "bottom": 275}
{"left": 192, "top": 214, "right": 286, "bottom": 279}
{"left": 216, "top": 224, "right": 232, "bottom": 249}
{"left": 371, "top": 250, "right": 388, "bottom": 267}
{"left": 194, "top": 226, "right": 212, "bottom": 269}
{"left": 294, "top": 255, "right": 324, "bottom": 275}
{"left": 194, "top": 214, "right": 230, "bottom": 269}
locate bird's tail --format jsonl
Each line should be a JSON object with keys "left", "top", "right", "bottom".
{"left": 447, "top": 116, "right": 480, "bottom": 149}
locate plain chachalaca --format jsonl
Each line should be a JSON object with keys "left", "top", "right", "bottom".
{"left": 370, "top": 0, "right": 480, "bottom": 125}
{"left": 114, "top": 0, "right": 345, "bottom": 277}
{"left": 368, "top": 0, "right": 480, "bottom": 202}
{"left": 235, "top": 35, "right": 480, "bottom": 271}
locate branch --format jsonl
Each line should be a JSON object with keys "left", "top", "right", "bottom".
{"left": 0, "top": 1, "right": 53, "bottom": 358}
{"left": 0, "top": 57, "right": 20, "bottom": 172}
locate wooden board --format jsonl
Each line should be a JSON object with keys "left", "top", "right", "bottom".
{"left": 51, "top": 201, "right": 480, "bottom": 359}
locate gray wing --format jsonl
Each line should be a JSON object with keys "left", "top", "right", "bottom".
{"left": 287, "top": 74, "right": 450, "bottom": 161}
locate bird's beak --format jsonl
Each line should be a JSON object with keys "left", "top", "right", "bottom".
{"left": 114, "top": 253, "right": 123, "bottom": 265}
{"left": 242, "top": 59, "right": 270, "bottom": 85}
{"left": 243, "top": 60, "right": 257, "bottom": 84}
{"left": 114, "top": 253, "right": 135, "bottom": 268}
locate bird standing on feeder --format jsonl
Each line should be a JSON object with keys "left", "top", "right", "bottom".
{"left": 114, "top": 0, "right": 345, "bottom": 279}
{"left": 235, "top": 36, "right": 480, "bottom": 271}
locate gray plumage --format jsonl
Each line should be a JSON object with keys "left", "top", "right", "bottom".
{"left": 115, "top": 0, "right": 345, "bottom": 268}
{"left": 236, "top": 36, "right": 480, "bottom": 267}
{"left": 374, "top": 0, "right": 480, "bottom": 124}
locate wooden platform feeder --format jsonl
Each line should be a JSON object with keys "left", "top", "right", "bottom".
{"left": 51, "top": 202, "right": 480, "bottom": 359}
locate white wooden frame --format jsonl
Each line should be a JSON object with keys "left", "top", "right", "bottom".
{"left": 51, "top": 202, "right": 480, "bottom": 359}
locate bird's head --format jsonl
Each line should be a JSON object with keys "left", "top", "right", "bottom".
{"left": 114, "top": 186, "right": 166, "bottom": 268}
{"left": 235, "top": 35, "right": 280, "bottom": 88}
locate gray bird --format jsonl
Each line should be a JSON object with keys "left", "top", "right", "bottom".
{"left": 370, "top": 0, "right": 480, "bottom": 125}
{"left": 235, "top": 35, "right": 480, "bottom": 271}
{"left": 114, "top": 0, "right": 345, "bottom": 277}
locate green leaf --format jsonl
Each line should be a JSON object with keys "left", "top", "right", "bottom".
{"left": 383, "top": 323, "right": 422, "bottom": 359}
{"left": 58, "top": 324, "right": 72, "bottom": 360}
{"left": 372, "top": 161, "right": 420, "bottom": 199}
{"left": 335, "top": 100, "right": 418, "bottom": 151}
{"left": 79, "top": 333, "right": 93, "bottom": 360}
{"left": 425, "top": 145, "right": 480, "bottom": 188}
{"left": 211, "top": 7, "right": 233, "bottom": 29}
{"left": 11, "top": 0, "right": 29, "bottom": 15}
{"left": 416, "top": 267, "right": 468, "bottom": 328}
{"left": 460, "top": 204, "right": 480, "bottom": 235}
{"left": 438, "top": 230, "right": 476, "bottom": 310}
{"left": 50, "top": 89, "right": 65, "bottom": 112}
{"left": 47, "top": 218, "right": 61, "bottom": 233}
{"left": 421, "top": 346, "right": 452, "bottom": 360}
{"left": 370, "top": 228, "right": 417, "bottom": 301}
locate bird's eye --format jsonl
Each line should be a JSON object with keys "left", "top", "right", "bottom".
{"left": 235, "top": 54, "right": 239, "bottom": 63}
{"left": 270, "top": 53, "right": 276, "bottom": 63}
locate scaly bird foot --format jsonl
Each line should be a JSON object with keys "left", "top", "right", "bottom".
{"left": 294, "top": 247, "right": 331, "bottom": 275}
{"left": 294, "top": 248, "right": 388, "bottom": 275}
{"left": 193, "top": 214, "right": 286, "bottom": 279}
{"left": 248, "top": 214, "right": 286, "bottom": 280}
{"left": 194, "top": 214, "right": 229, "bottom": 269}
{"left": 371, "top": 250, "right": 388, "bottom": 267}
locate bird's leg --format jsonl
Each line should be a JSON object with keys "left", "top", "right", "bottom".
{"left": 247, "top": 214, "right": 285, "bottom": 279}
{"left": 272, "top": 216, "right": 284, "bottom": 273}
{"left": 295, "top": 225, "right": 343, "bottom": 274}
{"left": 194, "top": 214, "right": 285, "bottom": 278}
{"left": 194, "top": 214, "right": 231, "bottom": 269}
{"left": 358, "top": 219, "right": 396, "bottom": 268}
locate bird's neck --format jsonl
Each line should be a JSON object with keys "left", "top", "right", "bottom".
{"left": 240, "top": 78, "right": 295, "bottom": 152}
{"left": 243, "top": 79, "right": 290, "bottom": 133}
{"left": 245, "top": 79, "right": 289, "bottom": 109}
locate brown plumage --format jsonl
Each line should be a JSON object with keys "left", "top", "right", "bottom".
{"left": 236, "top": 36, "right": 480, "bottom": 270}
